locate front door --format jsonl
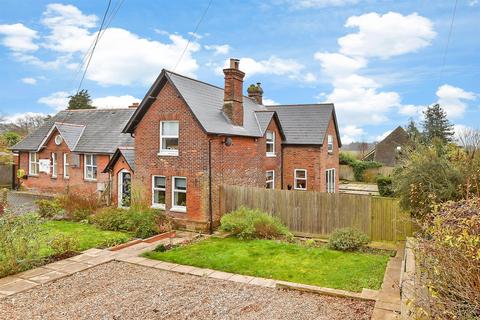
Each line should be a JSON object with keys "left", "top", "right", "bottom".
{"left": 118, "top": 170, "right": 131, "bottom": 208}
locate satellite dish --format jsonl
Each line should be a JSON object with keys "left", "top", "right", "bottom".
{"left": 224, "top": 137, "right": 233, "bottom": 147}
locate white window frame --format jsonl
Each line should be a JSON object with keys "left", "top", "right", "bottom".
{"left": 266, "top": 170, "right": 275, "bottom": 189}
{"left": 266, "top": 131, "right": 275, "bottom": 157}
{"left": 171, "top": 176, "right": 187, "bottom": 213}
{"left": 326, "top": 168, "right": 336, "bottom": 193}
{"left": 84, "top": 154, "right": 97, "bottom": 181}
{"left": 159, "top": 121, "right": 179, "bottom": 156}
{"left": 294, "top": 169, "right": 307, "bottom": 190}
{"left": 51, "top": 152, "right": 57, "bottom": 178}
{"left": 151, "top": 175, "right": 166, "bottom": 210}
{"left": 327, "top": 135, "right": 334, "bottom": 154}
{"left": 29, "top": 152, "right": 39, "bottom": 176}
{"left": 63, "top": 153, "right": 69, "bottom": 179}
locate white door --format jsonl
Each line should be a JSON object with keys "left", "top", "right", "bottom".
{"left": 118, "top": 170, "right": 131, "bottom": 208}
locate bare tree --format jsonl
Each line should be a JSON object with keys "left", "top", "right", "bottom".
{"left": 456, "top": 128, "right": 480, "bottom": 198}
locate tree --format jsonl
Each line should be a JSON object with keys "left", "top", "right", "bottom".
{"left": 405, "top": 118, "right": 422, "bottom": 142}
{"left": 68, "top": 90, "right": 95, "bottom": 110}
{"left": 0, "top": 114, "right": 48, "bottom": 136}
{"left": 1, "top": 132, "right": 21, "bottom": 146}
{"left": 422, "top": 104, "right": 454, "bottom": 143}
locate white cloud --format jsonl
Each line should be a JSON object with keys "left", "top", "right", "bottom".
{"left": 92, "top": 95, "right": 140, "bottom": 109}
{"left": 339, "top": 12, "right": 436, "bottom": 59}
{"left": 262, "top": 98, "right": 280, "bottom": 105}
{"left": 314, "top": 52, "right": 366, "bottom": 77}
{"left": 285, "top": 0, "right": 359, "bottom": 9}
{"left": 3, "top": 112, "right": 49, "bottom": 123}
{"left": 21, "top": 77, "right": 37, "bottom": 85}
{"left": 205, "top": 44, "right": 230, "bottom": 55}
{"left": 436, "top": 84, "right": 476, "bottom": 119}
{"left": 375, "top": 129, "right": 393, "bottom": 141}
{"left": 303, "top": 72, "right": 317, "bottom": 83}
{"left": 0, "top": 23, "right": 38, "bottom": 52}
{"left": 469, "top": 0, "right": 478, "bottom": 6}
{"left": 398, "top": 104, "right": 425, "bottom": 117}
{"left": 38, "top": 91, "right": 70, "bottom": 111}
{"left": 188, "top": 32, "right": 202, "bottom": 40}
{"left": 341, "top": 125, "right": 365, "bottom": 144}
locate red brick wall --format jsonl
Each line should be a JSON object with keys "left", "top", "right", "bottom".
{"left": 110, "top": 154, "right": 133, "bottom": 207}
{"left": 18, "top": 128, "right": 110, "bottom": 194}
{"left": 282, "top": 116, "right": 339, "bottom": 192}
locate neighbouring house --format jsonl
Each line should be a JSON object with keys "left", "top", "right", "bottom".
{"left": 11, "top": 109, "right": 135, "bottom": 195}
{"left": 13, "top": 58, "right": 341, "bottom": 231}
{"left": 363, "top": 126, "right": 409, "bottom": 167}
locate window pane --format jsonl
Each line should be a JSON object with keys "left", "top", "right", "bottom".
{"left": 86, "top": 167, "right": 93, "bottom": 179}
{"left": 92, "top": 166, "right": 97, "bottom": 179}
{"left": 163, "top": 138, "right": 179, "bottom": 150}
{"left": 266, "top": 143, "right": 274, "bottom": 153}
{"left": 295, "top": 179, "right": 306, "bottom": 189}
{"left": 92, "top": 155, "right": 97, "bottom": 166}
{"left": 154, "top": 176, "right": 166, "bottom": 188}
{"left": 296, "top": 170, "right": 306, "bottom": 179}
{"left": 266, "top": 171, "right": 274, "bottom": 180}
{"left": 266, "top": 131, "right": 274, "bottom": 141}
{"left": 162, "top": 121, "right": 179, "bottom": 136}
{"left": 174, "top": 177, "right": 187, "bottom": 190}
{"left": 174, "top": 191, "right": 187, "bottom": 207}
{"left": 154, "top": 190, "right": 165, "bottom": 204}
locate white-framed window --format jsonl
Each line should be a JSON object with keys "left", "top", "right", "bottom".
{"left": 63, "top": 153, "right": 69, "bottom": 179}
{"left": 29, "top": 152, "right": 39, "bottom": 176}
{"left": 294, "top": 169, "right": 307, "bottom": 190}
{"left": 327, "top": 135, "right": 334, "bottom": 154}
{"left": 51, "top": 153, "right": 57, "bottom": 178}
{"left": 54, "top": 135, "right": 63, "bottom": 145}
{"left": 266, "top": 131, "right": 275, "bottom": 156}
{"left": 172, "top": 176, "right": 187, "bottom": 212}
{"left": 266, "top": 170, "right": 275, "bottom": 189}
{"left": 152, "top": 175, "right": 166, "bottom": 209}
{"left": 84, "top": 154, "right": 97, "bottom": 181}
{"left": 159, "top": 121, "right": 179, "bottom": 156}
{"left": 326, "top": 168, "right": 336, "bottom": 193}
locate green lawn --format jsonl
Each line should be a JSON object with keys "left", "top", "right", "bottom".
{"left": 39, "top": 221, "right": 132, "bottom": 256}
{"left": 143, "top": 237, "right": 390, "bottom": 292}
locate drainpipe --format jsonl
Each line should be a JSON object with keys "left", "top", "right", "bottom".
{"left": 208, "top": 139, "right": 213, "bottom": 234}
{"left": 281, "top": 145, "right": 284, "bottom": 189}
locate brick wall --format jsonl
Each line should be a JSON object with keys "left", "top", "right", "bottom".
{"left": 110, "top": 153, "right": 132, "bottom": 206}
{"left": 18, "top": 128, "right": 110, "bottom": 194}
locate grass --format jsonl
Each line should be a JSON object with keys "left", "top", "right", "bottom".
{"left": 143, "top": 237, "right": 390, "bottom": 292}
{"left": 39, "top": 220, "right": 133, "bottom": 256}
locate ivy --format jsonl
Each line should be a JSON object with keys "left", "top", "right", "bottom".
{"left": 340, "top": 152, "right": 382, "bottom": 181}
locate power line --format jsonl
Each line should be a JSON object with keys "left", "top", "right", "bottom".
{"left": 76, "top": 0, "right": 113, "bottom": 94}
{"left": 440, "top": 0, "right": 458, "bottom": 77}
{"left": 173, "top": 0, "right": 213, "bottom": 71}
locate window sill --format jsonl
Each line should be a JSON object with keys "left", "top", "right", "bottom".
{"left": 63, "top": 176, "right": 70, "bottom": 180}
{"left": 157, "top": 151, "right": 178, "bottom": 157}
{"left": 28, "top": 174, "right": 39, "bottom": 177}
{"left": 294, "top": 188, "right": 307, "bottom": 191}
{"left": 170, "top": 207, "right": 187, "bottom": 213}
{"left": 84, "top": 179, "right": 97, "bottom": 182}
{"left": 266, "top": 153, "right": 276, "bottom": 157}
{"left": 51, "top": 176, "right": 57, "bottom": 180}
{"left": 151, "top": 204, "right": 166, "bottom": 210}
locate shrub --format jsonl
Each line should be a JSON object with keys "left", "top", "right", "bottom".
{"left": 36, "top": 198, "right": 64, "bottom": 219}
{"left": 340, "top": 152, "right": 382, "bottom": 181}
{"left": 49, "top": 233, "right": 79, "bottom": 256}
{"left": 59, "top": 189, "right": 102, "bottom": 221}
{"left": 377, "top": 175, "right": 394, "bottom": 197}
{"left": 328, "top": 228, "right": 370, "bottom": 251}
{"left": 89, "top": 207, "right": 168, "bottom": 238}
{"left": 220, "top": 207, "right": 292, "bottom": 240}
{"left": 0, "top": 212, "right": 44, "bottom": 277}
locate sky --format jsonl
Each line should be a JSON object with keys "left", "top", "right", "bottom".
{"left": 0, "top": 0, "right": 478, "bottom": 143}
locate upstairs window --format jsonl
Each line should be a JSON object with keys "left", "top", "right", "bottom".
{"left": 294, "top": 169, "right": 307, "bottom": 190}
{"left": 266, "top": 131, "right": 275, "bottom": 156}
{"left": 84, "top": 154, "right": 97, "bottom": 181}
{"left": 63, "top": 153, "right": 69, "bottom": 179}
{"left": 152, "top": 176, "right": 166, "bottom": 209}
{"left": 29, "top": 152, "right": 39, "bottom": 176}
{"left": 51, "top": 153, "right": 57, "bottom": 178}
{"left": 266, "top": 170, "right": 275, "bottom": 189}
{"left": 172, "top": 177, "right": 187, "bottom": 212}
{"left": 159, "top": 121, "right": 179, "bottom": 156}
{"left": 326, "top": 168, "right": 336, "bottom": 193}
{"left": 327, "top": 135, "right": 334, "bottom": 154}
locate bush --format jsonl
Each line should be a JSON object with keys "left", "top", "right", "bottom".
{"left": 58, "top": 190, "right": 102, "bottom": 221}
{"left": 340, "top": 152, "right": 382, "bottom": 181}
{"left": 377, "top": 175, "right": 394, "bottom": 197}
{"left": 89, "top": 207, "right": 168, "bottom": 238}
{"left": 328, "top": 228, "right": 370, "bottom": 251}
{"left": 49, "top": 233, "right": 79, "bottom": 255}
{"left": 220, "top": 207, "right": 292, "bottom": 240}
{"left": 36, "top": 198, "right": 64, "bottom": 219}
{"left": 0, "top": 212, "right": 44, "bottom": 277}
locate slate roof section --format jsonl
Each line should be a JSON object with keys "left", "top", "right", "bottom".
{"left": 254, "top": 111, "right": 275, "bottom": 134}
{"left": 55, "top": 123, "right": 85, "bottom": 150}
{"left": 103, "top": 147, "right": 135, "bottom": 172}
{"left": 12, "top": 109, "right": 135, "bottom": 154}
{"left": 266, "top": 104, "right": 342, "bottom": 146}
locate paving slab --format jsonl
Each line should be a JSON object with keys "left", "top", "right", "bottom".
{"left": 152, "top": 261, "right": 179, "bottom": 270}
{"left": 17, "top": 267, "right": 52, "bottom": 279}
{"left": 135, "top": 258, "right": 162, "bottom": 267}
{"left": 29, "top": 271, "right": 67, "bottom": 284}
{"left": 81, "top": 254, "right": 115, "bottom": 266}
{"left": 187, "top": 267, "right": 215, "bottom": 277}
{"left": 371, "top": 308, "right": 399, "bottom": 320}
{"left": 68, "top": 253, "right": 99, "bottom": 263}
{"left": 116, "top": 256, "right": 148, "bottom": 264}
{"left": 81, "top": 248, "right": 105, "bottom": 256}
{"left": 249, "top": 277, "right": 276, "bottom": 288}
{"left": 170, "top": 264, "right": 196, "bottom": 274}
{"left": 56, "top": 262, "right": 91, "bottom": 274}
{"left": 44, "top": 259, "right": 76, "bottom": 271}
{"left": 208, "top": 270, "right": 234, "bottom": 281}
{"left": 0, "top": 279, "right": 37, "bottom": 296}
{"left": 0, "top": 276, "right": 20, "bottom": 287}
{"left": 229, "top": 274, "right": 255, "bottom": 284}
{"left": 361, "top": 288, "right": 380, "bottom": 300}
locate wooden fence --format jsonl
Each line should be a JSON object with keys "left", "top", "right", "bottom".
{"left": 220, "top": 185, "right": 413, "bottom": 242}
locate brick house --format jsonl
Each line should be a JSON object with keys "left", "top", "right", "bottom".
{"left": 13, "top": 59, "right": 341, "bottom": 231}
{"left": 363, "top": 126, "right": 409, "bottom": 167}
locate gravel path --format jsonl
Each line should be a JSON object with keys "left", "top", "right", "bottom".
{"left": 0, "top": 261, "right": 374, "bottom": 320}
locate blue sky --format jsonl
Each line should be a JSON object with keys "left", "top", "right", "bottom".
{"left": 0, "top": 0, "right": 478, "bottom": 143}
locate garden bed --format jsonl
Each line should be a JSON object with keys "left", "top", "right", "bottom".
{"left": 143, "top": 237, "right": 390, "bottom": 292}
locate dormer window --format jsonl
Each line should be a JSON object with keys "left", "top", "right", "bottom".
{"left": 159, "top": 121, "right": 179, "bottom": 156}
{"left": 327, "top": 135, "right": 333, "bottom": 154}
{"left": 266, "top": 131, "right": 275, "bottom": 157}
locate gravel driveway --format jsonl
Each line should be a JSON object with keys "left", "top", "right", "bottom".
{"left": 0, "top": 261, "right": 374, "bottom": 319}
{"left": 7, "top": 191, "right": 51, "bottom": 215}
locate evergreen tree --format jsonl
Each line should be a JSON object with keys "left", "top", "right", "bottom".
{"left": 405, "top": 118, "right": 422, "bottom": 142}
{"left": 422, "top": 104, "right": 454, "bottom": 143}
{"left": 68, "top": 89, "right": 95, "bottom": 110}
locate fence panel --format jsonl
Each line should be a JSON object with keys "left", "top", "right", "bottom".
{"left": 220, "top": 185, "right": 412, "bottom": 241}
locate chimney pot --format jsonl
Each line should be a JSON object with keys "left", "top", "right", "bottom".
{"left": 223, "top": 58, "right": 245, "bottom": 126}
{"left": 247, "top": 83, "right": 263, "bottom": 105}
{"left": 129, "top": 102, "right": 139, "bottom": 108}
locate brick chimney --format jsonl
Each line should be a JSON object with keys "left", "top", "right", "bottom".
{"left": 128, "top": 102, "right": 139, "bottom": 109}
{"left": 247, "top": 83, "right": 263, "bottom": 105}
{"left": 223, "top": 58, "right": 245, "bottom": 126}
